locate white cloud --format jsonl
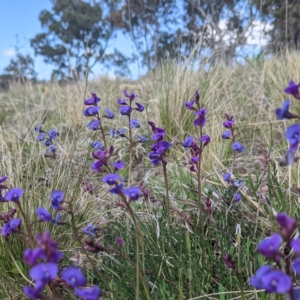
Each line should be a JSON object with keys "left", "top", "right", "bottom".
{"left": 2, "top": 48, "right": 16, "bottom": 57}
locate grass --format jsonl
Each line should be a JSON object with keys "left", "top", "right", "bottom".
{"left": 0, "top": 50, "right": 300, "bottom": 299}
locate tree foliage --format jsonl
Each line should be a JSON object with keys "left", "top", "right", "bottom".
{"left": 31, "top": 0, "right": 126, "bottom": 80}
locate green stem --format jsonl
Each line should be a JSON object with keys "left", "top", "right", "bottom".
{"left": 162, "top": 160, "right": 171, "bottom": 235}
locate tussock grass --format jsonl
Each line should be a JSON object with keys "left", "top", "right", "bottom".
{"left": 0, "top": 51, "right": 300, "bottom": 299}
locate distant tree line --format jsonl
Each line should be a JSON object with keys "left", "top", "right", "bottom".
{"left": 1, "top": 0, "right": 299, "bottom": 89}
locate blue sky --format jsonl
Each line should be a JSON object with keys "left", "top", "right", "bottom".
{"left": 0, "top": 0, "right": 136, "bottom": 80}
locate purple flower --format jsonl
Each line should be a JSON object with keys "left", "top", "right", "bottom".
{"left": 223, "top": 173, "right": 231, "bottom": 182}
{"left": 50, "top": 190, "right": 64, "bottom": 210}
{"left": 102, "top": 174, "right": 120, "bottom": 185}
{"left": 105, "top": 108, "right": 114, "bottom": 119}
{"left": 284, "top": 80, "right": 300, "bottom": 100}
{"left": 249, "top": 265, "right": 272, "bottom": 290}
{"left": 48, "top": 129, "right": 59, "bottom": 140}
{"left": 124, "top": 90, "right": 137, "bottom": 100}
{"left": 83, "top": 223, "right": 98, "bottom": 238}
{"left": 91, "top": 160, "right": 104, "bottom": 172}
{"left": 36, "top": 207, "right": 52, "bottom": 222}
{"left": 23, "top": 248, "right": 46, "bottom": 266}
{"left": 0, "top": 176, "right": 7, "bottom": 184}
{"left": 223, "top": 253, "right": 234, "bottom": 269}
{"left": 232, "top": 142, "right": 245, "bottom": 153}
{"left": 137, "top": 135, "right": 147, "bottom": 143}
{"left": 34, "top": 124, "right": 43, "bottom": 132}
{"left": 44, "top": 139, "right": 51, "bottom": 147}
{"left": 223, "top": 120, "right": 235, "bottom": 129}
{"left": 123, "top": 187, "right": 141, "bottom": 201}
{"left": 286, "top": 124, "right": 300, "bottom": 151}
{"left": 62, "top": 266, "right": 87, "bottom": 288}
{"left": 120, "top": 106, "right": 132, "bottom": 116}
{"left": 116, "top": 236, "right": 124, "bottom": 247}
{"left": 83, "top": 106, "right": 100, "bottom": 117}
{"left": 87, "top": 119, "right": 100, "bottom": 131}
{"left": 75, "top": 285, "right": 101, "bottom": 300}
{"left": 222, "top": 131, "right": 231, "bottom": 139}
{"left": 199, "top": 135, "right": 210, "bottom": 146}
{"left": 276, "top": 213, "right": 297, "bottom": 240}
{"left": 117, "top": 98, "right": 127, "bottom": 105}
{"left": 24, "top": 282, "right": 44, "bottom": 299}
{"left": 4, "top": 188, "right": 24, "bottom": 202}
{"left": 279, "top": 150, "right": 298, "bottom": 167}
{"left": 30, "top": 262, "right": 58, "bottom": 283}
{"left": 50, "top": 213, "right": 62, "bottom": 226}
{"left": 135, "top": 102, "right": 144, "bottom": 112}
{"left": 109, "top": 183, "right": 124, "bottom": 195}
{"left": 293, "top": 258, "right": 300, "bottom": 275}
{"left": 194, "top": 108, "right": 207, "bottom": 127}
{"left": 275, "top": 100, "right": 298, "bottom": 120}
{"left": 291, "top": 239, "right": 300, "bottom": 253}
{"left": 37, "top": 132, "right": 45, "bottom": 141}
{"left": 258, "top": 233, "right": 282, "bottom": 258}
{"left": 190, "top": 156, "right": 199, "bottom": 164}
{"left": 262, "top": 270, "right": 292, "bottom": 294}
{"left": 183, "top": 136, "right": 194, "bottom": 148}
{"left": 84, "top": 93, "right": 101, "bottom": 105}
{"left": 130, "top": 119, "right": 140, "bottom": 128}
{"left": 234, "top": 193, "right": 241, "bottom": 202}
{"left": 111, "top": 161, "right": 125, "bottom": 170}
{"left": 49, "top": 145, "right": 57, "bottom": 153}
{"left": 91, "top": 141, "right": 103, "bottom": 149}
{"left": 110, "top": 128, "right": 127, "bottom": 138}
{"left": 185, "top": 99, "right": 195, "bottom": 110}
{"left": 2, "top": 218, "right": 21, "bottom": 236}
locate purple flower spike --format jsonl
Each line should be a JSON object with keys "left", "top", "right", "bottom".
{"left": 120, "top": 106, "right": 132, "bottom": 116}
{"left": 50, "top": 190, "right": 64, "bottom": 210}
{"left": 36, "top": 207, "right": 52, "bottom": 222}
{"left": 130, "top": 119, "right": 140, "bottom": 128}
{"left": 286, "top": 124, "right": 300, "bottom": 151}
{"left": 223, "top": 173, "right": 231, "bottom": 182}
{"left": 111, "top": 161, "right": 125, "bottom": 170}
{"left": 75, "top": 285, "right": 101, "bottom": 300}
{"left": 105, "top": 108, "right": 114, "bottom": 119}
{"left": 30, "top": 262, "right": 58, "bottom": 283}
{"left": 116, "top": 236, "right": 124, "bottom": 247}
{"left": 61, "top": 266, "right": 87, "bottom": 288}
{"left": 87, "top": 119, "right": 100, "bottom": 131}
{"left": 194, "top": 108, "right": 207, "bottom": 127}
{"left": 0, "top": 176, "right": 8, "bottom": 183}
{"left": 232, "top": 142, "right": 245, "bottom": 153}
{"left": 4, "top": 188, "right": 24, "bottom": 202}
{"left": 84, "top": 106, "right": 100, "bottom": 117}
{"left": 135, "top": 102, "right": 144, "bottom": 112}
{"left": 258, "top": 233, "right": 282, "bottom": 258}
{"left": 249, "top": 265, "right": 272, "bottom": 290}
{"left": 102, "top": 174, "right": 120, "bottom": 185}
{"left": 262, "top": 270, "right": 292, "bottom": 294}
{"left": 48, "top": 129, "right": 59, "bottom": 140}
{"left": 183, "top": 136, "right": 194, "bottom": 148}
{"left": 222, "top": 131, "right": 231, "bottom": 139}
{"left": 284, "top": 80, "right": 300, "bottom": 100}
{"left": 185, "top": 99, "right": 195, "bottom": 110}
{"left": 124, "top": 187, "right": 141, "bottom": 201}
{"left": 199, "top": 135, "right": 210, "bottom": 146}
{"left": 84, "top": 93, "right": 101, "bottom": 105}
{"left": 91, "top": 160, "right": 104, "bottom": 172}
{"left": 124, "top": 90, "right": 137, "bottom": 100}
{"left": 275, "top": 100, "right": 298, "bottom": 120}
{"left": 83, "top": 223, "right": 98, "bottom": 238}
